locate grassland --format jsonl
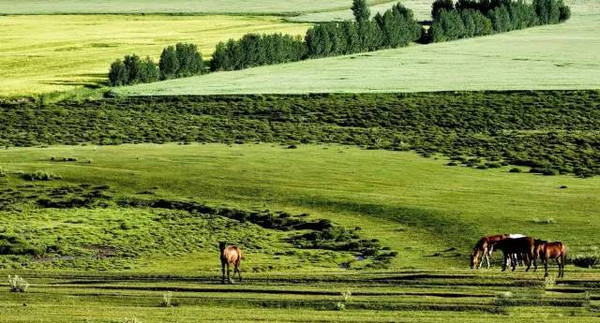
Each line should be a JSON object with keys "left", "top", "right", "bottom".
{"left": 119, "top": 2, "right": 600, "bottom": 95}
{"left": 1, "top": 143, "right": 600, "bottom": 270}
{"left": 0, "top": 272, "right": 599, "bottom": 322}
{"left": 0, "top": 0, "right": 394, "bottom": 15}
{"left": 0, "top": 143, "right": 599, "bottom": 321}
{"left": 0, "top": 15, "right": 310, "bottom": 97}
{"left": 288, "top": 0, "right": 432, "bottom": 22}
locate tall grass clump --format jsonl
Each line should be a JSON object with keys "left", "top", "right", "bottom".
{"left": 160, "top": 291, "right": 176, "bottom": 307}
{"left": 21, "top": 171, "right": 61, "bottom": 181}
{"left": 8, "top": 275, "right": 29, "bottom": 292}
{"left": 336, "top": 289, "right": 352, "bottom": 310}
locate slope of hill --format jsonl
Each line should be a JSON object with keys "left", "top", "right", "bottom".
{"left": 118, "top": 2, "right": 599, "bottom": 95}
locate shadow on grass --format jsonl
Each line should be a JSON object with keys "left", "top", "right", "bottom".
{"left": 288, "top": 197, "right": 481, "bottom": 250}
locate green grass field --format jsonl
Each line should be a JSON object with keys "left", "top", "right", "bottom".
{"left": 0, "top": 15, "right": 309, "bottom": 97}
{"left": 0, "top": 143, "right": 599, "bottom": 321}
{"left": 119, "top": 2, "right": 600, "bottom": 95}
{"left": 288, "top": 0, "right": 432, "bottom": 22}
{"left": 1, "top": 143, "right": 599, "bottom": 270}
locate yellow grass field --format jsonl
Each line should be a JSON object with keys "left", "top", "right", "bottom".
{"left": 0, "top": 15, "right": 310, "bottom": 97}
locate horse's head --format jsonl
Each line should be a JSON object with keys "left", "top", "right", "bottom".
{"left": 219, "top": 241, "right": 226, "bottom": 252}
{"left": 470, "top": 248, "right": 480, "bottom": 269}
{"left": 534, "top": 239, "right": 546, "bottom": 257}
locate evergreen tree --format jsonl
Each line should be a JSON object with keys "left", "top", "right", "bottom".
{"left": 432, "top": 0, "right": 454, "bottom": 20}
{"left": 558, "top": 0, "right": 571, "bottom": 22}
{"left": 352, "top": 0, "right": 371, "bottom": 22}
{"left": 175, "top": 43, "right": 203, "bottom": 77}
{"left": 139, "top": 57, "right": 159, "bottom": 83}
{"left": 341, "top": 21, "right": 360, "bottom": 54}
{"left": 159, "top": 46, "right": 179, "bottom": 80}
{"left": 123, "top": 54, "right": 142, "bottom": 85}
{"left": 210, "top": 42, "right": 228, "bottom": 71}
{"left": 108, "top": 59, "right": 127, "bottom": 86}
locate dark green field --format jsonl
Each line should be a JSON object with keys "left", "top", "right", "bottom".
{"left": 2, "top": 91, "right": 600, "bottom": 177}
{"left": 1, "top": 91, "right": 600, "bottom": 320}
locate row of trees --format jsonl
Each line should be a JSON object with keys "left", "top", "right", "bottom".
{"left": 108, "top": 0, "right": 571, "bottom": 87}
{"left": 305, "top": 4, "right": 421, "bottom": 58}
{"left": 109, "top": 43, "right": 203, "bottom": 86}
{"left": 210, "top": 33, "right": 306, "bottom": 71}
{"left": 430, "top": 0, "right": 570, "bottom": 42}
{"left": 109, "top": 0, "right": 422, "bottom": 84}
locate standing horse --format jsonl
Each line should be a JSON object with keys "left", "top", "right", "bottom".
{"left": 537, "top": 241, "right": 567, "bottom": 278}
{"left": 219, "top": 242, "right": 243, "bottom": 284}
{"left": 532, "top": 239, "right": 547, "bottom": 272}
{"left": 493, "top": 237, "right": 535, "bottom": 272}
{"left": 470, "top": 234, "right": 526, "bottom": 269}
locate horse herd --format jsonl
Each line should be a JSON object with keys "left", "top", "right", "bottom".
{"left": 470, "top": 234, "right": 567, "bottom": 277}
{"left": 218, "top": 234, "right": 567, "bottom": 284}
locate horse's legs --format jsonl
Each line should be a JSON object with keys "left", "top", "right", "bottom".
{"left": 221, "top": 261, "right": 226, "bottom": 284}
{"left": 477, "top": 248, "right": 486, "bottom": 269}
{"left": 555, "top": 258, "right": 562, "bottom": 278}
{"left": 486, "top": 248, "right": 492, "bottom": 269}
{"left": 525, "top": 252, "right": 532, "bottom": 272}
{"left": 235, "top": 264, "right": 242, "bottom": 282}
{"left": 543, "top": 257, "right": 549, "bottom": 278}
{"left": 502, "top": 253, "right": 508, "bottom": 272}
{"left": 227, "top": 263, "right": 232, "bottom": 283}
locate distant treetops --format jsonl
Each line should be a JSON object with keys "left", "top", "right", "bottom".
{"left": 108, "top": 0, "right": 570, "bottom": 87}
{"left": 109, "top": 43, "right": 203, "bottom": 86}
{"left": 429, "top": 0, "right": 570, "bottom": 42}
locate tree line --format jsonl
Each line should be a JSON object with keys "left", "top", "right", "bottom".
{"left": 211, "top": 1, "right": 420, "bottom": 70}
{"left": 108, "top": 0, "right": 570, "bottom": 86}
{"left": 429, "top": 0, "right": 570, "bottom": 42}
{"left": 109, "top": 43, "right": 204, "bottom": 86}
{"left": 109, "top": 0, "right": 421, "bottom": 84}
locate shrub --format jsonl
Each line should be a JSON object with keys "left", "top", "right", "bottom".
{"left": 21, "top": 171, "right": 61, "bottom": 181}
{"left": 160, "top": 291, "right": 174, "bottom": 307}
{"left": 531, "top": 217, "right": 556, "bottom": 224}
{"left": 108, "top": 59, "right": 128, "bottom": 86}
{"left": 336, "top": 289, "right": 352, "bottom": 310}
{"left": 572, "top": 255, "right": 598, "bottom": 268}
{"left": 109, "top": 54, "right": 159, "bottom": 86}
{"left": 432, "top": 0, "right": 454, "bottom": 20}
{"left": 159, "top": 46, "right": 179, "bottom": 80}
{"left": 509, "top": 167, "right": 522, "bottom": 173}
{"left": 8, "top": 275, "right": 29, "bottom": 292}
{"left": 174, "top": 43, "right": 204, "bottom": 77}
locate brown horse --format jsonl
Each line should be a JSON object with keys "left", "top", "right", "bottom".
{"left": 536, "top": 240, "right": 566, "bottom": 278}
{"left": 470, "top": 234, "right": 525, "bottom": 269}
{"left": 219, "top": 241, "right": 243, "bottom": 284}
{"left": 493, "top": 237, "right": 535, "bottom": 272}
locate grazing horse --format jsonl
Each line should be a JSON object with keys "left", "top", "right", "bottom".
{"left": 493, "top": 237, "right": 535, "bottom": 272}
{"left": 470, "top": 234, "right": 526, "bottom": 269}
{"left": 219, "top": 242, "right": 243, "bottom": 284}
{"left": 536, "top": 240, "right": 567, "bottom": 278}
{"left": 532, "top": 239, "right": 547, "bottom": 272}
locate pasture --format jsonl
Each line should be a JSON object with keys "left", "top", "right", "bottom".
{"left": 118, "top": 1, "right": 600, "bottom": 95}
{"left": 1, "top": 143, "right": 600, "bottom": 269}
{"left": 0, "top": 15, "right": 309, "bottom": 97}
{"left": 0, "top": 143, "right": 599, "bottom": 321}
